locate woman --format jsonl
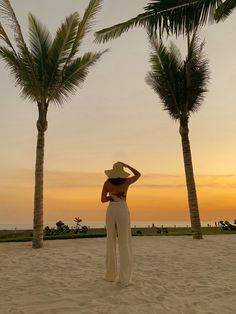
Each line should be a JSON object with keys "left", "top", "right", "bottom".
{"left": 101, "top": 161, "right": 141, "bottom": 286}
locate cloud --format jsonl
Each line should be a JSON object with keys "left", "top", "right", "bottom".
{"left": 138, "top": 173, "right": 236, "bottom": 189}
{"left": 1, "top": 169, "right": 236, "bottom": 190}
{"left": 136, "top": 184, "right": 186, "bottom": 189}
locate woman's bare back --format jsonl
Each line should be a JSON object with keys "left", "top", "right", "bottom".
{"left": 105, "top": 180, "right": 129, "bottom": 201}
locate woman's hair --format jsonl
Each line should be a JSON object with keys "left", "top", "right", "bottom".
{"left": 108, "top": 178, "right": 127, "bottom": 185}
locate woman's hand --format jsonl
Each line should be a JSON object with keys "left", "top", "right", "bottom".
{"left": 118, "top": 161, "right": 128, "bottom": 168}
{"left": 117, "top": 161, "right": 141, "bottom": 182}
{"left": 108, "top": 195, "right": 115, "bottom": 202}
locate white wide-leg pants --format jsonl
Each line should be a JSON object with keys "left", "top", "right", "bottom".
{"left": 105, "top": 200, "right": 132, "bottom": 286}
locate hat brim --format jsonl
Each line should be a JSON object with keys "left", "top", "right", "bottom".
{"left": 104, "top": 169, "right": 130, "bottom": 179}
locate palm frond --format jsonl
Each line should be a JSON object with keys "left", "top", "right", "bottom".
{"left": 214, "top": 0, "right": 236, "bottom": 21}
{"left": 0, "top": 0, "right": 37, "bottom": 82}
{"left": 28, "top": 14, "right": 51, "bottom": 60}
{"left": 95, "top": 11, "right": 155, "bottom": 43}
{"left": 184, "top": 32, "right": 210, "bottom": 114}
{"left": 146, "top": 32, "right": 209, "bottom": 120}
{"left": 78, "top": 0, "right": 103, "bottom": 38}
{"left": 0, "top": 0, "right": 27, "bottom": 49}
{"left": 144, "top": 0, "right": 222, "bottom": 35}
{"left": 47, "top": 12, "right": 80, "bottom": 89}
{"left": 70, "top": 0, "right": 103, "bottom": 57}
{"left": 95, "top": 0, "right": 223, "bottom": 42}
{"left": 0, "top": 44, "right": 20, "bottom": 73}
{"left": 146, "top": 38, "right": 183, "bottom": 119}
{"left": 169, "top": 41, "right": 183, "bottom": 67}
{"left": 0, "top": 45, "right": 41, "bottom": 101}
{"left": 48, "top": 49, "right": 108, "bottom": 104}
{"left": 28, "top": 13, "right": 51, "bottom": 87}
{"left": 0, "top": 21, "right": 16, "bottom": 53}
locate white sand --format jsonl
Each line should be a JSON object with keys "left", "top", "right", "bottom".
{"left": 0, "top": 235, "right": 236, "bottom": 314}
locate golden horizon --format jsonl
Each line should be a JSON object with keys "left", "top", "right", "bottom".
{"left": 1, "top": 170, "right": 235, "bottom": 224}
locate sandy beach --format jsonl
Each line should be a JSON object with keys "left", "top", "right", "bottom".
{"left": 0, "top": 235, "right": 236, "bottom": 314}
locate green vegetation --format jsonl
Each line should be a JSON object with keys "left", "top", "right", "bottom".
{"left": 145, "top": 227, "right": 236, "bottom": 236}
{"left": 95, "top": 0, "right": 236, "bottom": 43}
{"left": 44, "top": 218, "right": 89, "bottom": 236}
{"left": 0, "top": 233, "right": 107, "bottom": 243}
{"left": 1, "top": 227, "right": 236, "bottom": 243}
{"left": 219, "top": 220, "right": 236, "bottom": 231}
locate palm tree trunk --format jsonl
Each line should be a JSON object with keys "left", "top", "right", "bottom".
{"left": 32, "top": 103, "right": 48, "bottom": 249}
{"left": 179, "top": 117, "right": 202, "bottom": 239}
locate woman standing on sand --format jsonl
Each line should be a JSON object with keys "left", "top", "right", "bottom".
{"left": 101, "top": 161, "right": 141, "bottom": 286}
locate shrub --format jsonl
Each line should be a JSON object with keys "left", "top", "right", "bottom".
{"left": 219, "top": 220, "right": 236, "bottom": 231}
{"left": 44, "top": 226, "right": 51, "bottom": 236}
{"left": 80, "top": 225, "right": 88, "bottom": 233}
{"left": 44, "top": 218, "right": 88, "bottom": 236}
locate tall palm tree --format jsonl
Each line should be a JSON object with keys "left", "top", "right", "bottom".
{"left": 95, "top": 0, "right": 236, "bottom": 42}
{"left": 0, "top": 0, "right": 107, "bottom": 248}
{"left": 146, "top": 32, "right": 209, "bottom": 239}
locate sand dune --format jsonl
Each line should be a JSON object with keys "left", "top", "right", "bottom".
{"left": 0, "top": 235, "right": 236, "bottom": 314}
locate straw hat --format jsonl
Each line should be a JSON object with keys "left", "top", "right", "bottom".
{"left": 105, "top": 162, "right": 130, "bottom": 179}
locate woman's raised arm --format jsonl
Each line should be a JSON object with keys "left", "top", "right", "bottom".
{"left": 118, "top": 162, "right": 141, "bottom": 184}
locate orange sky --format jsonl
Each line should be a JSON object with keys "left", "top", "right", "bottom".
{"left": 1, "top": 169, "right": 235, "bottom": 225}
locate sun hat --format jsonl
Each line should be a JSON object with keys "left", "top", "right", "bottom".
{"left": 105, "top": 162, "right": 130, "bottom": 179}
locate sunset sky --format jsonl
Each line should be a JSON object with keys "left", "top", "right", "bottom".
{"left": 0, "top": 0, "right": 236, "bottom": 227}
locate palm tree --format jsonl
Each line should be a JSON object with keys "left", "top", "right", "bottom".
{"left": 95, "top": 0, "right": 236, "bottom": 42}
{"left": 146, "top": 32, "right": 209, "bottom": 239}
{"left": 0, "top": 0, "right": 107, "bottom": 248}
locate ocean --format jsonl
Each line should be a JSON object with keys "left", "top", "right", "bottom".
{"left": 0, "top": 221, "right": 219, "bottom": 230}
